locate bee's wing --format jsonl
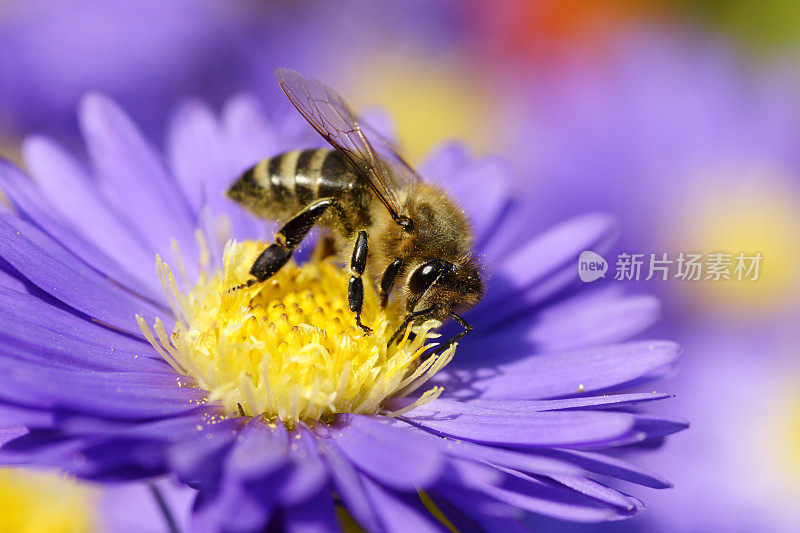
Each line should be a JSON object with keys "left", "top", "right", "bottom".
{"left": 275, "top": 68, "right": 412, "bottom": 221}
{"left": 355, "top": 117, "right": 422, "bottom": 188}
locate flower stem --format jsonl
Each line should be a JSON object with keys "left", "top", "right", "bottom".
{"left": 148, "top": 482, "right": 180, "bottom": 533}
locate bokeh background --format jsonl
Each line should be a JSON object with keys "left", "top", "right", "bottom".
{"left": 1, "top": 0, "right": 799, "bottom": 531}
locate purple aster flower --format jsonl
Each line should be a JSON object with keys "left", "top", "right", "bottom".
{"left": 0, "top": 88, "right": 685, "bottom": 531}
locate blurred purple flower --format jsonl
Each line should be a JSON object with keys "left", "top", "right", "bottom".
{"left": 0, "top": 92, "right": 684, "bottom": 531}
{"left": 497, "top": 25, "right": 800, "bottom": 532}
{"left": 0, "top": 0, "right": 263, "bottom": 141}
{"left": 516, "top": 27, "right": 800, "bottom": 252}
{"left": 630, "top": 325, "right": 800, "bottom": 532}
{"left": 0, "top": 0, "right": 464, "bottom": 144}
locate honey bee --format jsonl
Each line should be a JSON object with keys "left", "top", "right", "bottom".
{"left": 227, "top": 68, "right": 483, "bottom": 349}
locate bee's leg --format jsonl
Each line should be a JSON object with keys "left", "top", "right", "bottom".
{"left": 387, "top": 307, "right": 435, "bottom": 347}
{"left": 379, "top": 259, "right": 404, "bottom": 308}
{"left": 232, "top": 198, "right": 336, "bottom": 291}
{"left": 422, "top": 312, "right": 472, "bottom": 360}
{"left": 348, "top": 230, "right": 372, "bottom": 334}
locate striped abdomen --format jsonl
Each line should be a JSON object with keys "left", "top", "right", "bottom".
{"left": 227, "top": 149, "right": 371, "bottom": 231}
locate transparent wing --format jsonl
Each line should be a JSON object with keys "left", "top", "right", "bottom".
{"left": 275, "top": 67, "right": 414, "bottom": 221}
{"left": 356, "top": 115, "right": 423, "bottom": 188}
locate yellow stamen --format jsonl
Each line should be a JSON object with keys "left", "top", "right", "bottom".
{"left": 139, "top": 240, "right": 455, "bottom": 424}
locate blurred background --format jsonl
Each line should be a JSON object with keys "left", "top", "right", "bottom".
{"left": 1, "top": 0, "right": 799, "bottom": 531}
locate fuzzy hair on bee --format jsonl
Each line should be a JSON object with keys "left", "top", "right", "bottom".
{"left": 226, "top": 68, "right": 484, "bottom": 350}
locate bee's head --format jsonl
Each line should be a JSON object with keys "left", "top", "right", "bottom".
{"left": 404, "top": 255, "right": 484, "bottom": 320}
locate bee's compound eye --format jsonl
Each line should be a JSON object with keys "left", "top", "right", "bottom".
{"left": 408, "top": 260, "right": 449, "bottom": 295}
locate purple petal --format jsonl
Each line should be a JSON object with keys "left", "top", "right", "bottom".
{"left": 439, "top": 340, "right": 681, "bottom": 400}
{"left": 632, "top": 414, "right": 690, "bottom": 440}
{"left": 0, "top": 286, "right": 157, "bottom": 359}
{"left": 0, "top": 289, "right": 168, "bottom": 372}
{"left": 360, "top": 108, "right": 397, "bottom": 142}
{"left": 221, "top": 421, "right": 288, "bottom": 481}
{"left": 280, "top": 425, "right": 328, "bottom": 506}
{"left": 406, "top": 393, "right": 673, "bottom": 417}
{"left": 477, "top": 392, "right": 674, "bottom": 411}
{"left": 326, "top": 415, "right": 444, "bottom": 490}
{"left": 409, "top": 430, "right": 583, "bottom": 477}
{"left": 404, "top": 407, "right": 635, "bottom": 447}
{"left": 167, "top": 101, "right": 261, "bottom": 241}
{"left": 0, "top": 161, "right": 163, "bottom": 301}
{"left": 474, "top": 213, "right": 619, "bottom": 321}
{"left": 579, "top": 412, "right": 690, "bottom": 448}
{"left": 56, "top": 409, "right": 220, "bottom": 441}
{"left": 168, "top": 419, "right": 242, "bottom": 488}
{"left": 0, "top": 426, "right": 27, "bottom": 447}
{"left": 436, "top": 489, "right": 530, "bottom": 533}
{"left": 1, "top": 432, "right": 93, "bottom": 469}
{"left": 537, "top": 449, "right": 671, "bottom": 489}
{"left": 471, "top": 468, "right": 638, "bottom": 522}
{"left": 0, "top": 259, "right": 28, "bottom": 292}
{"left": 191, "top": 470, "right": 274, "bottom": 533}
{"left": 221, "top": 95, "right": 283, "bottom": 172}
{"left": 361, "top": 475, "right": 445, "bottom": 533}
{"left": 0, "top": 215, "right": 165, "bottom": 335}
{"left": 0, "top": 364, "right": 204, "bottom": 419}
{"left": 79, "top": 94, "right": 196, "bottom": 262}
{"left": 419, "top": 143, "right": 470, "bottom": 184}
{"left": 380, "top": 414, "right": 585, "bottom": 478}
{"left": 0, "top": 404, "right": 55, "bottom": 427}
{"left": 431, "top": 156, "right": 511, "bottom": 245}
{"left": 444, "top": 456, "right": 505, "bottom": 488}
{"left": 312, "top": 427, "right": 382, "bottom": 533}
{"left": 166, "top": 100, "right": 222, "bottom": 213}
{"left": 2, "top": 430, "right": 170, "bottom": 481}
{"left": 547, "top": 474, "right": 637, "bottom": 510}
{"left": 506, "top": 289, "right": 661, "bottom": 352}
{"left": 194, "top": 423, "right": 302, "bottom": 533}
{"left": 283, "top": 485, "right": 339, "bottom": 533}
{"left": 22, "top": 136, "right": 156, "bottom": 281}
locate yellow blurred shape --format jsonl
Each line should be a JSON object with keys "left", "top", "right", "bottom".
{"left": 677, "top": 164, "right": 800, "bottom": 314}
{"left": 342, "top": 55, "right": 504, "bottom": 164}
{"left": 763, "top": 378, "right": 800, "bottom": 492}
{"left": 0, "top": 468, "right": 96, "bottom": 533}
{"left": 781, "top": 395, "right": 800, "bottom": 479}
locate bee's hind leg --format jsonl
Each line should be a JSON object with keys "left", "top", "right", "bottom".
{"left": 348, "top": 230, "right": 372, "bottom": 335}
{"left": 231, "top": 198, "right": 336, "bottom": 291}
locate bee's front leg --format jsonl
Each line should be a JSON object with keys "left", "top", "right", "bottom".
{"left": 417, "top": 312, "right": 473, "bottom": 361}
{"left": 348, "top": 230, "right": 372, "bottom": 334}
{"left": 436, "top": 312, "right": 472, "bottom": 354}
{"left": 233, "top": 198, "right": 336, "bottom": 291}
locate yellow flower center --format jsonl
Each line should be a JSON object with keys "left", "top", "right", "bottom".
{"left": 0, "top": 469, "right": 97, "bottom": 533}
{"left": 139, "top": 240, "right": 453, "bottom": 424}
